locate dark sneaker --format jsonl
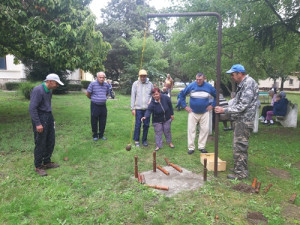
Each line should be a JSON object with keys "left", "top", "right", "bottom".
{"left": 227, "top": 174, "right": 244, "bottom": 180}
{"left": 35, "top": 167, "right": 47, "bottom": 176}
{"left": 142, "top": 141, "right": 148, "bottom": 146}
{"left": 199, "top": 149, "right": 208, "bottom": 153}
{"left": 188, "top": 150, "right": 194, "bottom": 155}
{"left": 93, "top": 137, "right": 98, "bottom": 141}
{"left": 100, "top": 136, "right": 107, "bottom": 140}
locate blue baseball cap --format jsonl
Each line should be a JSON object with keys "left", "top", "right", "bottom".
{"left": 226, "top": 64, "right": 246, "bottom": 74}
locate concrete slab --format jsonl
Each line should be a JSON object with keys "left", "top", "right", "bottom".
{"left": 140, "top": 166, "right": 205, "bottom": 197}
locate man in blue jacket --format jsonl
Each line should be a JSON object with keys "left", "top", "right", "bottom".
{"left": 180, "top": 73, "right": 216, "bottom": 155}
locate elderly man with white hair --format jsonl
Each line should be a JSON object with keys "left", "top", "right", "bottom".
{"left": 86, "top": 72, "right": 109, "bottom": 141}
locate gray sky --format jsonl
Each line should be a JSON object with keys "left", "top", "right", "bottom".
{"left": 89, "top": 0, "right": 173, "bottom": 22}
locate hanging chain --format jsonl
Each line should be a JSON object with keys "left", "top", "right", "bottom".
{"left": 139, "top": 20, "right": 148, "bottom": 70}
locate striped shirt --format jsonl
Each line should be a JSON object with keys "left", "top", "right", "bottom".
{"left": 87, "top": 81, "right": 109, "bottom": 104}
{"left": 180, "top": 81, "right": 216, "bottom": 114}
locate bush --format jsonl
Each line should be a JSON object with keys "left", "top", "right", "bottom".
{"left": 68, "top": 84, "right": 82, "bottom": 91}
{"left": 81, "top": 80, "right": 91, "bottom": 89}
{"left": 18, "top": 82, "right": 39, "bottom": 100}
{"left": 5, "top": 82, "right": 21, "bottom": 90}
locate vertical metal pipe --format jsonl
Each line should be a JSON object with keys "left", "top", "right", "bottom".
{"left": 204, "top": 158, "right": 207, "bottom": 181}
{"left": 135, "top": 155, "right": 138, "bottom": 178}
{"left": 153, "top": 151, "right": 156, "bottom": 172}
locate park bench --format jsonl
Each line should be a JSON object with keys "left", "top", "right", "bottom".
{"left": 275, "top": 101, "right": 298, "bottom": 128}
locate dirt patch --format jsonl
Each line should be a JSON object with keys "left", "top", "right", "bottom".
{"left": 139, "top": 166, "right": 204, "bottom": 197}
{"left": 232, "top": 183, "right": 255, "bottom": 193}
{"left": 247, "top": 212, "right": 268, "bottom": 224}
{"left": 292, "top": 161, "right": 300, "bottom": 170}
{"left": 268, "top": 168, "right": 291, "bottom": 179}
{"left": 282, "top": 204, "right": 300, "bottom": 222}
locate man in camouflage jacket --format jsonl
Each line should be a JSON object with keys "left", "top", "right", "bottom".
{"left": 215, "top": 64, "right": 258, "bottom": 180}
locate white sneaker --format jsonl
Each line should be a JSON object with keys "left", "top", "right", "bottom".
{"left": 263, "top": 120, "right": 268, "bottom": 124}
{"left": 259, "top": 116, "right": 265, "bottom": 121}
{"left": 270, "top": 120, "right": 274, "bottom": 125}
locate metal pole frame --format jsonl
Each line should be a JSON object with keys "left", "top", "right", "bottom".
{"left": 147, "top": 12, "right": 222, "bottom": 177}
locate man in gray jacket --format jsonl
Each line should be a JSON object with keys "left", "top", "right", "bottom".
{"left": 131, "top": 69, "right": 153, "bottom": 147}
{"left": 215, "top": 64, "right": 258, "bottom": 180}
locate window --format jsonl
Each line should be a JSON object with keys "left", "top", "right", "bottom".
{"left": 289, "top": 79, "right": 293, "bottom": 86}
{"left": 0, "top": 57, "right": 6, "bottom": 70}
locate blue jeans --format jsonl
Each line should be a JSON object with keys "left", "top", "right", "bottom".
{"left": 134, "top": 110, "right": 150, "bottom": 142}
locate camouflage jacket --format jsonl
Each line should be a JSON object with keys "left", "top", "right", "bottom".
{"left": 225, "top": 75, "right": 259, "bottom": 125}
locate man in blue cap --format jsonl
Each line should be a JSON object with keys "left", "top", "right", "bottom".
{"left": 215, "top": 64, "right": 258, "bottom": 180}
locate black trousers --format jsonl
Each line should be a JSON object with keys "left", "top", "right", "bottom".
{"left": 91, "top": 102, "right": 107, "bottom": 138}
{"left": 32, "top": 112, "right": 55, "bottom": 168}
{"left": 261, "top": 105, "right": 273, "bottom": 118}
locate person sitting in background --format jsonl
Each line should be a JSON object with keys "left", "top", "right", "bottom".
{"left": 263, "top": 92, "right": 288, "bottom": 125}
{"left": 141, "top": 88, "right": 175, "bottom": 151}
{"left": 259, "top": 88, "right": 276, "bottom": 122}
{"left": 219, "top": 90, "right": 233, "bottom": 131}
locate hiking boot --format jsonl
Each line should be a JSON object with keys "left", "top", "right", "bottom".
{"left": 35, "top": 167, "right": 47, "bottom": 176}
{"left": 199, "top": 149, "right": 208, "bottom": 153}
{"left": 227, "top": 174, "right": 245, "bottom": 180}
{"left": 187, "top": 150, "right": 194, "bottom": 155}
{"left": 93, "top": 137, "right": 98, "bottom": 141}
{"left": 100, "top": 136, "right": 107, "bottom": 140}
{"left": 43, "top": 162, "right": 60, "bottom": 169}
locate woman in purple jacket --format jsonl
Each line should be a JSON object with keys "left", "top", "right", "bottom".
{"left": 142, "top": 88, "right": 175, "bottom": 151}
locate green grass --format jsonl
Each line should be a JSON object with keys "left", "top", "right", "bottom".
{"left": 0, "top": 90, "right": 299, "bottom": 224}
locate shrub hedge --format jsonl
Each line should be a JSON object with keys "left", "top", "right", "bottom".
{"left": 68, "top": 84, "right": 82, "bottom": 91}
{"left": 5, "top": 82, "right": 21, "bottom": 90}
{"left": 81, "top": 80, "right": 91, "bottom": 89}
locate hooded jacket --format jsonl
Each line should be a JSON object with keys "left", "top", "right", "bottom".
{"left": 131, "top": 78, "right": 153, "bottom": 110}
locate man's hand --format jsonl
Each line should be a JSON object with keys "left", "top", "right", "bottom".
{"left": 131, "top": 110, "right": 136, "bottom": 116}
{"left": 36, "top": 125, "right": 43, "bottom": 133}
{"left": 141, "top": 117, "right": 146, "bottom": 122}
{"left": 214, "top": 106, "right": 225, "bottom": 114}
{"left": 206, "top": 105, "right": 213, "bottom": 111}
{"left": 185, "top": 106, "right": 192, "bottom": 113}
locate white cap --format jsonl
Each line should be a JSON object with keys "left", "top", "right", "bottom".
{"left": 44, "top": 73, "right": 64, "bottom": 85}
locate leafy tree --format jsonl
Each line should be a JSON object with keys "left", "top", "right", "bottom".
{"left": 119, "top": 31, "right": 169, "bottom": 94}
{"left": 97, "top": 0, "right": 155, "bottom": 81}
{"left": 0, "top": 0, "right": 110, "bottom": 80}
{"left": 166, "top": 0, "right": 300, "bottom": 93}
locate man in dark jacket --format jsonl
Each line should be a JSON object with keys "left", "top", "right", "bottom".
{"left": 29, "top": 74, "right": 64, "bottom": 176}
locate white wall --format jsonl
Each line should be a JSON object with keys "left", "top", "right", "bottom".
{"left": 258, "top": 76, "right": 300, "bottom": 90}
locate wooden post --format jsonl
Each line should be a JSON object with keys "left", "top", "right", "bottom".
{"left": 252, "top": 178, "right": 257, "bottom": 188}
{"left": 135, "top": 155, "right": 138, "bottom": 178}
{"left": 204, "top": 158, "right": 207, "bottom": 181}
{"left": 264, "top": 184, "right": 273, "bottom": 193}
{"left": 153, "top": 151, "right": 156, "bottom": 172}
